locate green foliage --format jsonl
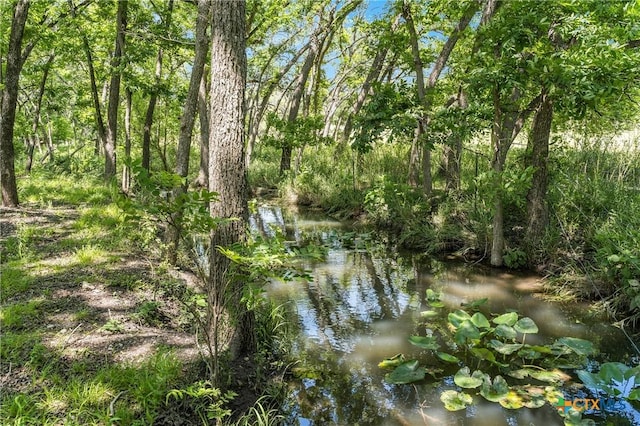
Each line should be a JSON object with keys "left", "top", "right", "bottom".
{"left": 381, "top": 291, "right": 597, "bottom": 413}
{"left": 0, "top": 300, "right": 43, "bottom": 331}
{"left": 166, "top": 381, "right": 236, "bottom": 424}
{"left": 577, "top": 362, "right": 640, "bottom": 401}
{"left": 352, "top": 82, "right": 417, "bottom": 153}
{"left": 264, "top": 113, "right": 330, "bottom": 151}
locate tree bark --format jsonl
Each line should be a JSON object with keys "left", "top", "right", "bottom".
{"left": 104, "top": 0, "right": 127, "bottom": 180}
{"left": 196, "top": 73, "right": 209, "bottom": 188}
{"left": 525, "top": 89, "right": 553, "bottom": 260}
{"left": 1, "top": 0, "right": 30, "bottom": 207}
{"left": 208, "top": 0, "right": 252, "bottom": 365}
{"left": 121, "top": 88, "right": 132, "bottom": 193}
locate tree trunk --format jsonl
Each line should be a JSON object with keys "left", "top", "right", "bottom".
{"left": 142, "top": 0, "right": 173, "bottom": 172}
{"left": 25, "top": 53, "right": 54, "bottom": 174}
{"left": 442, "top": 89, "right": 468, "bottom": 192}
{"left": 104, "top": 0, "right": 127, "bottom": 180}
{"left": 1, "top": 0, "right": 30, "bottom": 207}
{"left": 525, "top": 89, "right": 553, "bottom": 261}
{"left": 196, "top": 73, "right": 209, "bottom": 188}
{"left": 279, "top": 41, "right": 317, "bottom": 175}
{"left": 122, "top": 88, "right": 132, "bottom": 193}
{"left": 208, "top": 0, "right": 252, "bottom": 368}
{"left": 166, "top": 0, "right": 209, "bottom": 265}
{"left": 403, "top": 0, "right": 478, "bottom": 197}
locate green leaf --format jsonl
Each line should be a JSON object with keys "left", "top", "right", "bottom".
{"left": 408, "top": 335, "right": 439, "bottom": 350}
{"left": 454, "top": 367, "right": 485, "bottom": 388}
{"left": 576, "top": 370, "right": 599, "bottom": 388}
{"left": 436, "top": 352, "right": 460, "bottom": 363}
{"left": 385, "top": 360, "right": 426, "bottom": 384}
{"left": 556, "top": 337, "right": 596, "bottom": 356}
{"left": 499, "top": 390, "right": 525, "bottom": 409}
{"left": 480, "top": 375, "right": 509, "bottom": 402}
{"left": 494, "top": 324, "right": 517, "bottom": 340}
{"left": 448, "top": 310, "right": 472, "bottom": 328}
{"left": 420, "top": 310, "right": 440, "bottom": 319}
{"left": 378, "top": 353, "right": 405, "bottom": 369}
{"left": 440, "top": 390, "right": 473, "bottom": 411}
{"left": 471, "top": 312, "right": 491, "bottom": 329}
{"left": 493, "top": 312, "right": 518, "bottom": 326}
{"left": 628, "top": 388, "right": 640, "bottom": 401}
{"left": 462, "top": 298, "right": 488, "bottom": 310}
{"left": 470, "top": 347, "right": 497, "bottom": 363}
{"left": 455, "top": 320, "right": 481, "bottom": 344}
{"left": 528, "top": 369, "right": 572, "bottom": 384}
{"left": 489, "top": 340, "right": 523, "bottom": 355}
{"left": 514, "top": 317, "right": 538, "bottom": 334}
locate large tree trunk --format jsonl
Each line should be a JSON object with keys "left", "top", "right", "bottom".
{"left": 208, "top": 0, "right": 252, "bottom": 372}
{"left": 166, "top": 0, "right": 209, "bottom": 265}
{"left": 104, "top": 0, "right": 127, "bottom": 180}
{"left": 525, "top": 89, "right": 553, "bottom": 261}
{"left": 1, "top": 0, "right": 30, "bottom": 207}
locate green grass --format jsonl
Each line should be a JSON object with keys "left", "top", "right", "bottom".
{"left": 0, "top": 300, "right": 44, "bottom": 331}
{"left": 0, "top": 262, "right": 33, "bottom": 301}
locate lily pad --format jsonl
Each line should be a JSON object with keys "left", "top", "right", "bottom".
{"left": 528, "top": 368, "right": 572, "bottom": 384}
{"left": 440, "top": 390, "right": 473, "bottom": 411}
{"left": 471, "top": 312, "right": 491, "bottom": 329}
{"left": 507, "top": 369, "right": 531, "bottom": 380}
{"left": 492, "top": 312, "right": 518, "bottom": 326}
{"left": 489, "top": 339, "right": 523, "bottom": 355}
{"left": 408, "top": 335, "right": 439, "bottom": 350}
{"left": 448, "top": 310, "right": 472, "bottom": 328}
{"left": 480, "top": 375, "right": 509, "bottom": 402}
{"left": 499, "top": 390, "right": 525, "bottom": 409}
{"left": 436, "top": 352, "right": 460, "bottom": 363}
{"left": 556, "top": 337, "right": 596, "bottom": 356}
{"left": 378, "top": 353, "right": 406, "bottom": 369}
{"left": 454, "top": 320, "right": 480, "bottom": 344}
{"left": 385, "top": 360, "right": 426, "bottom": 384}
{"left": 514, "top": 317, "right": 538, "bottom": 334}
{"left": 454, "top": 367, "right": 485, "bottom": 388}
{"left": 494, "top": 324, "right": 517, "bottom": 340}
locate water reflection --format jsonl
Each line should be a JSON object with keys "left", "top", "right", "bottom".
{"left": 252, "top": 205, "right": 638, "bottom": 425}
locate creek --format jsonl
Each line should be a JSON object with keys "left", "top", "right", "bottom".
{"left": 249, "top": 204, "right": 639, "bottom": 425}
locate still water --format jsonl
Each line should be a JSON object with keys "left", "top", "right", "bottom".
{"left": 250, "top": 205, "right": 639, "bottom": 426}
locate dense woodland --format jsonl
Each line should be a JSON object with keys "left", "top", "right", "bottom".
{"left": 1, "top": 0, "right": 640, "bottom": 424}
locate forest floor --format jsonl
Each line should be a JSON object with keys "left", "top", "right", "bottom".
{"left": 0, "top": 199, "right": 262, "bottom": 424}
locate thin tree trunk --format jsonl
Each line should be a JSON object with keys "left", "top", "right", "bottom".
{"left": 166, "top": 0, "right": 209, "bottom": 265}
{"left": 403, "top": 0, "right": 478, "bottom": 197}
{"left": 208, "top": 0, "right": 252, "bottom": 370}
{"left": 122, "top": 88, "right": 132, "bottom": 193}
{"left": 1, "top": 0, "right": 30, "bottom": 207}
{"left": 26, "top": 53, "right": 54, "bottom": 173}
{"left": 196, "top": 73, "right": 210, "bottom": 188}
{"left": 279, "top": 41, "right": 317, "bottom": 175}
{"left": 104, "top": 0, "right": 127, "bottom": 180}
{"left": 525, "top": 89, "right": 553, "bottom": 261}
{"left": 142, "top": 0, "right": 173, "bottom": 172}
